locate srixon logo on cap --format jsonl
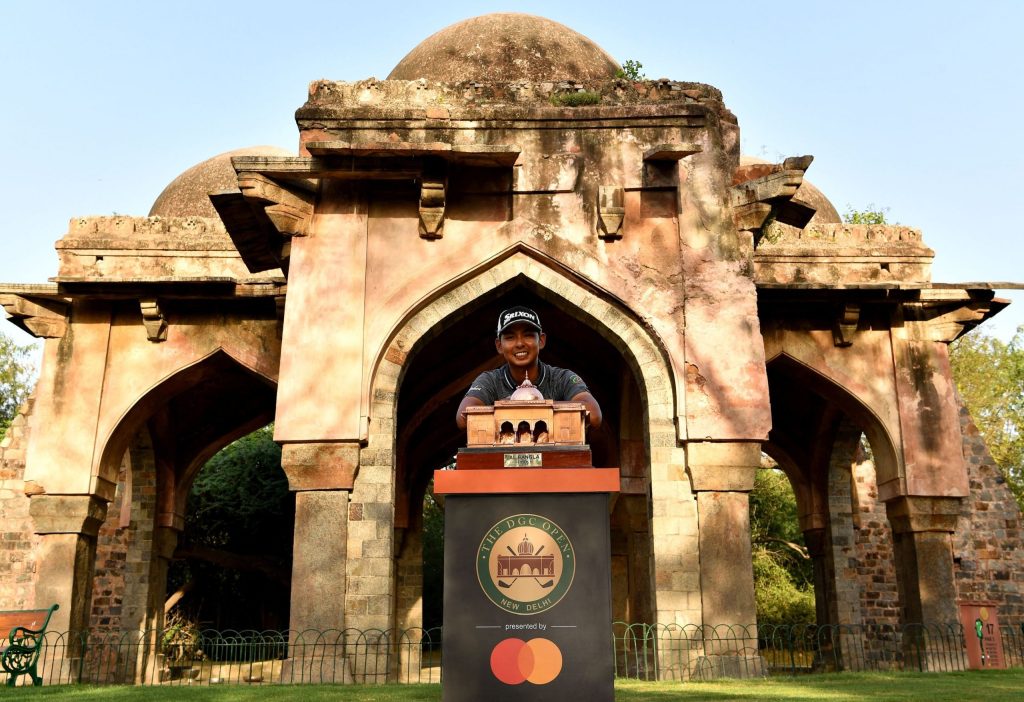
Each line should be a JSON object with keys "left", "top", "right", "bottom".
{"left": 503, "top": 310, "right": 538, "bottom": 326}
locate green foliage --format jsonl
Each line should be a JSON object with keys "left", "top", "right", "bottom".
{"left": 549, "top": 90, "right": 602, "bottom": 107}
{"left": 186, "top": 425, "right": 289, "bottom": 544}
{"left": 842, "top": 205, "right": 890, "bottom": 225}
{"left": 422, "top": 488, "right": 444, "bottom": 630}
{"left": 168, "top": 426, "right": 293, "bottom": 630}
{"left": 750, "top": 468, "right": 815, "bottom": 626}
{"left": 615, "top": 59, "right": 645, "bottom": 81}
{"left": 753, "top": 550, "right": 816, "bottom": 626}
{"left": 950, "top": 327, "right": 1024, "bottom": 510}
{"left": 0, "top": 331, "right": 35, "bottom": 440}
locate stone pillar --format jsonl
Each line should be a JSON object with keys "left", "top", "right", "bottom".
{"left": 29, "top": 495, "right": 107, "bottom": 635}
{"left": 885, "top": 496, "right": 961, "bottom": 626}
{"left": 687, "top": 442, "right": 761, "bottom": 679}
{"left": 394, "top": 526, "right": 423, "bottom": 683}
{"left": 29, "top": 494, "right": 107, "bottom": 683}
{"left": 290, "top": 490, "right": 349, "bottom": 632}
{"left": 137, "top": 527, "right": 178, "bottom": 684}
{"left": 802, "top": 528, "right": 833, "bottom": 626}
{"left": 279, "top": 443, "right": 356, "bottom": 684}
{"left": 687, "top": 442, "right": 758, "bottom": 627}
{"left": 821, "top": 421, "right": 868, "bottom": 630}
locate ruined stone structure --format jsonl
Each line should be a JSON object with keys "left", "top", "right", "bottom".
{"left": 2, "top": 14, "right": 1022, "bottom": 662}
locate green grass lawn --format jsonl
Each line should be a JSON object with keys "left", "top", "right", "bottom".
{"left": 3, "top": 670, "right": 1022, "bottom": 701}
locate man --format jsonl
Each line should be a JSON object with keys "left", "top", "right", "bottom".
{"left": 455, "top": 306, "right": 602, "bottom": 430}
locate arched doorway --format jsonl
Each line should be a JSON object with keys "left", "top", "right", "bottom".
{"left": 764, "top": 354, "right": 901, "bottom": 634}
{"left": 86, "top": 349, "right": 279, "bottom": 679}
{"left": 372, "top": 253, "right": 678, "bottom": 638}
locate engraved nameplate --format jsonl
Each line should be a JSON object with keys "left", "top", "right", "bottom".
{"left": 504, "top": 453, "right": 542, "bottom": 468}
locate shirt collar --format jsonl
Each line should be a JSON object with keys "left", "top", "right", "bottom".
{"left": 502, "top": 362, "right": 546, "bottom": 392}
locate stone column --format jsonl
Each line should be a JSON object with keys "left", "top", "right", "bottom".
{"left": 279, "top": 442, "right": 356, "bottom": 683}
{"left": 29, "top": 494, "right": 107, "bottom": 683}
{"left": 885, "top": 496, "right": 961, "bottom": 625}
{"left": 802, "top": 528, "right": 834, "bottom": 627}
{"left": 687, "top": 442, "right": 758, "bottom": 627}
{"left": 394, "top": 526, "right": 423, "bottom": 683}
{"left": 137, "top": 527, "right": 178, "bottom": 684}
{"left": 687, "top": 442, "right": 761, "bottom": 678}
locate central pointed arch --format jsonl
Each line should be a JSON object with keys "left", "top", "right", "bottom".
{"left": 364, "top": 248, "right": 682, "bottom": 632}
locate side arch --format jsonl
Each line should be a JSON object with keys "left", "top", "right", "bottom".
{"left": 765, "top": 350, "right": 902, "bottom": 493}
{"left": 97, "top": 347, "right": 277, "bottom": 527}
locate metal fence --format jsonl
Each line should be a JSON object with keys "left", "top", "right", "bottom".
{"left": 613, "top": 622, "right": 1024, "bottom": 680}
{"left": 4, "top": 622, "right": 1023, "bottom": 686}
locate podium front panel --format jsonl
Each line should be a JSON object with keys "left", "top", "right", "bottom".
{"left": 441, "top": 492, "right": 613, "bottom": 702}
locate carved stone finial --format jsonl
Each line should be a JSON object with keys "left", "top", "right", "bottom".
{"left": 510, "top": 374, "right": 544, "bottom": 401}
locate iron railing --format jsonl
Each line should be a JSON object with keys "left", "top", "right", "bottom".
{"left": 3, "top": 621, "right": 1022, "bottom": 686}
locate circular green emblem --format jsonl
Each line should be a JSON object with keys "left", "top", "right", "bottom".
{"left": 476, "top": 513, "right": 575, "bottom": 615}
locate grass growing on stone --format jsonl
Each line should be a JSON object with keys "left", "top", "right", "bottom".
{"left": 5, "top": 670, "right": 1024, "bottom": 701}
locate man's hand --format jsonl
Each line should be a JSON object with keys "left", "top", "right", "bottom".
{"left": 572, "top": 391, "right": 603, "bottom": 428}
{"left": 456, "top": 395, "right": 485, "bottom": 430}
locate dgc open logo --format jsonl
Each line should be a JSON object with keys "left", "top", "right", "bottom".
{"left": 490, "top": 637, "right": 563, "bottom": 685}
{"left": 476, "top": 513, "right": 575, "bottom": 615}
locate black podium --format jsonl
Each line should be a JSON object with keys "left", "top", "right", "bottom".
{"left": 435, "top": 462, "right": 619, "bottom": 702}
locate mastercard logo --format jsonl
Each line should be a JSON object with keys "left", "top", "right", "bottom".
{"left": 489, "top": 637, "right": 563, "bottom": 685}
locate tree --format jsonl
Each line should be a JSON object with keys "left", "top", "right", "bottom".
{"left": 615, "top": 59, "right": 645, "bottom": 81}
{"left": 842, "top": 204, "right": 890, "bottom": 225}
{"left": 0, "top": 330, "right": 35, "bottom": 440}
{"left": 950, "top": 327, "right": 1024, "bottom": 509}
{"left": 750, "top": 468, "right": 815, "bottom": 626}
{"left": 166, "top": 425, "right": 294, "bottom": 630}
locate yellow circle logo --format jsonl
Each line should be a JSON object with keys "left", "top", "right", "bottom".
{"left": 476, "top": 514, "right": 575, "bottom": 615}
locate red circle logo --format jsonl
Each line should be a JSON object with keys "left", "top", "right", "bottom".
{"left": 489, "top": 637, "right": 563, "bottom": 685}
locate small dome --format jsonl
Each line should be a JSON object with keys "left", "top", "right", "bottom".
{"left": 510, "top": 376, "right": 544, "bottom": 401}
{"left": 387, "top": 13, "right": 620, "bottom": 83}
{"left": 517, "top": 534, "right": 535, "bottom": 555}
{"left": 737, "top": 156, "right": 841, "bottom": 225}
{"left": 149, "top": 146, "right": 293, "bottom": 219}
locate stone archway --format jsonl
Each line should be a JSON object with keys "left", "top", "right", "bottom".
{"left": 360, "top": 250, "right": 681, "bottom": 636}
{"left": 83, "top": 349, "right": 278, "bottom": 677}
{"left": 764, "top": 353, "right": 901, "bottom": 628}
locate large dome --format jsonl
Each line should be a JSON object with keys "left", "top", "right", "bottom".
{"left": 387, "top": 13, "right": 620, "bottom": 83}
{"left": 149, "top": 146, "right": 293, "bottom": 219}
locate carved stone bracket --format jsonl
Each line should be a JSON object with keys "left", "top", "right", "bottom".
{"left": 832, "top": 303, "right": 861, "bottom": 347}
{"left": 419, "top": 175, "right": 447, "bottom": 239}
{"left": 139, "top": 298, "right": 167, "bottom": 342}
{"left": 598, "top": 185, "right": 625, "bottom": 240}
{"left": 901, "top": 292, "right": 1003, "bottom": 342}
{"left": 212, "top": 169, "right": 316, "bottom": 275}
{"left": 730, "top": 154, "right": 814, "bottom": 241}
{"left": 0, "top": 292, "right": 69, "bottom": 339}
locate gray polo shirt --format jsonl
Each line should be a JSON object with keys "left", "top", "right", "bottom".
{"left": 464, "top": 362, "right": 589, "bottom": 404}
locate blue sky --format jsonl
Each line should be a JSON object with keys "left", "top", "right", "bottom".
{"left": 2, "top": 0, "right": 1021, "bottom": 345}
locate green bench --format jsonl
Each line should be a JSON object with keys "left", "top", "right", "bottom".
{"left": 0, "top": 604, "right": 59, "bottom": 686}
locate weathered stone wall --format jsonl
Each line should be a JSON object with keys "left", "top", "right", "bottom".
{"left": 847, "top": 452, "right": 900, "bottom": 628}
{"left": 826, "top": 399, "right": 1024, "bottom": 629}
{"left": 825, "top": 434, "right": 900, "bottom": 629}
{"left": 0, "top": 398, "right": 39, "bottom": 610}
{"left": 88, "top": 439, "right": 157, "bottom": 636}
{"left": 953, "top": 400, "right": 1024, "bottom": 619}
